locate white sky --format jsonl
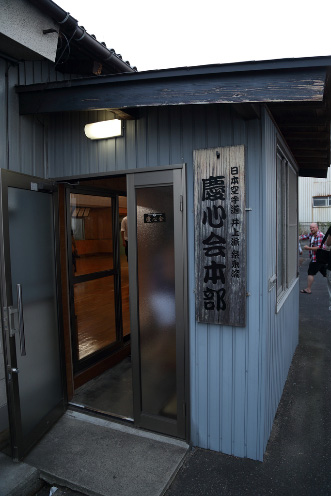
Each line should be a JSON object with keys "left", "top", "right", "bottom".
{"left": 57, "top": 0, "right": 331, "bottom": 72}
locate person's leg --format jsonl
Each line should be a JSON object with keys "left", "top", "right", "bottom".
{"left": 306, "top": 274, "right": 314, "bottom": 293}
{"left": 301, "top": 262, "right": 318, "bottom": 293}
{"left": 327, "top": 269, "right": 331, "bottom": 311}
{"left": 319, "top": 263, "right": 327, "bottom": 277}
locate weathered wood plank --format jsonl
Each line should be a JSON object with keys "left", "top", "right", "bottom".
{"left": 194, "top": 145, "right": 246, "bottom": 326}
{"left": 17, "top": 68, "right": 327, "bottom": 114}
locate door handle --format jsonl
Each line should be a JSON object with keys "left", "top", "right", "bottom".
{"left": 16, "top": 284, "right": 26, "bottom": 357}
{"left": 6, "top": 284, "right": 26, "bottom": 357}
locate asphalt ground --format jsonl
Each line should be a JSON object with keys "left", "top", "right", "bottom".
{"left": 165, "top": 248, "right": 331, "bottom": 496}
{"left": 3, "top": 245, "right": 330, "bottom": 496}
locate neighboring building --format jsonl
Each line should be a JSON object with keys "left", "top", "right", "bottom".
{"left": 299, "top": 168, "right": 331, "bottom": 233}
{"left": 1, "top": 0, "right": 330, "bottom": 464}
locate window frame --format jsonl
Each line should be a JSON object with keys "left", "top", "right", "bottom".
{"left": 313, "top": 196, "right": 330, "bottom": 207}
{"left": 276, "top": 144, "right": 299, "bottom": 309}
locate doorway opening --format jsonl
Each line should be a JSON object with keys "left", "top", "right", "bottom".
{"left": 65, "top": 175, "right": 133, "bottom": 421}
{"left": 1, "top": 166, "right": 187, "bottom": 460}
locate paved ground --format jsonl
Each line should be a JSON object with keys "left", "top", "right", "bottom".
{"left": 2, "top": 247, "right": 330, "bottom": 496}
{"left": 165, "top": 250, "right": 331, "bottom": 495}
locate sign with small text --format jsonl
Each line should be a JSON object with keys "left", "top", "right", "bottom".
{"left": 194, "top": 145, "right": 246, "bottom": 326}
{"left": 144, "top": 213, "right": 166, "bottom": 223}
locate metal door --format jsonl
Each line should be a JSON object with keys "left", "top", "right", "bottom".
{"left": 0, "top": 169, "right": 66, "bottom": 460}
{"left": 127, "top": 168, "right": 187, "bottom": 439}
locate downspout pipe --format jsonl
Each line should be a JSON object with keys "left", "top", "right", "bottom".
{"left": 28, "top": 0, "right": 136, "bottom": 73}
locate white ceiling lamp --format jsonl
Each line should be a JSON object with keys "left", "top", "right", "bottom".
{"left": 84, "top": 119, "right": 122, "bottom": 140}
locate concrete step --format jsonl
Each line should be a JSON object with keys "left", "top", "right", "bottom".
{"left": 34, "top": 482, "right": 87, "bottom": 496}
{"left": 0, "top": 452, "right": 43, "bottom": 496}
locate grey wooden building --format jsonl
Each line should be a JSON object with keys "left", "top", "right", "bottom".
{"left": 1, "top": 0, "right": 330, "bottom": 462}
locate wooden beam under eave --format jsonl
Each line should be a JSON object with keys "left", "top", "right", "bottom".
{"left": 295, "top": 151, "right": 329, "bottom": 159}
{"left": 109, "top": 108, "right": 136, "bottom": 120}
{"left": 286, "top": 139, "right": 330, "bottom": 149}
{"left": 283, "top": 131, "right": 330, "bottom": 141}
{"left": 17, "top": 67, "right": 327, "bottom": 115}
{"left": 232, "top": 103, "right": 261, "bottom": 120}
{"left": 299, "top": 167, "right": 329, "bottom": 178}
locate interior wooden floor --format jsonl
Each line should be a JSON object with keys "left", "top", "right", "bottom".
{"left": 71, "top": 251, "right": 132, "bottom": 417}
{"left": 74, "top": 253, "right": 130, "bottom": 360}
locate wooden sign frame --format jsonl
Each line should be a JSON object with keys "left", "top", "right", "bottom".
{"left": 194, "top": 145, "right": 246, "bottom": 327}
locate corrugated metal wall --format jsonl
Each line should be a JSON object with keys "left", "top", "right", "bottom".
{"left": 0, "top": 59, "right": 44, "bottom": 176}
{"left": 47, "top": 104, "right": 298, "bottom": 460}
{"left": 0, "top": 58, "right": 77, "bottom": 176}
{"left": 262, "top": 110, "right": 299, "bottom": 450}
{"left": 0, "top": 61, "right": 300, "bottom": 460}
{"left": 299, "top": 168, "right": 331, "bottom": 227}
{"left": 0, "top": 56, "right": 78, "bottom": 437}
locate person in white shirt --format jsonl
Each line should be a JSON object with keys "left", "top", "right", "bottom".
{"left": 121, "top": 216, "right": 128, "bottom": 261}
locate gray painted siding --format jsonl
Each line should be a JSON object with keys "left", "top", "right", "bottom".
{"left": 47, "top": 104, "right": 271, "bottom": 460}
{"left": 0, "top": 57, "right": 76, "bottom": 434}
{"left": 262, "top": 109, "right": 299, "bottom": 451}
{"left": 0, "top": 58, "right": 80, "bottom": 175}
{"left": 0, "top": 68, "right": 300, "bottom": 459}
{"left": 48, "top": 105, "right": 299, "bottom": 460}
{"left": 0, "top": 58, "right": 46, "bottom": 425}
{"left": 0, "top": 59, "right": 47, "bottom": 176}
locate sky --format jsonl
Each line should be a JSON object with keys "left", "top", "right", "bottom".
{"left": 57, "top": 0, "right": 331, "bottom": 72}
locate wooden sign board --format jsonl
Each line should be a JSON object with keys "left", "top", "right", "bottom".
{"left": 194, "top": 145, "right": 246, "bottom": 327}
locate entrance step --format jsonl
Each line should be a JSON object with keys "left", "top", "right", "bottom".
{"left": 24, "top": 411, "right": 189, "bottom": 496}
{"left": 0, "top": 452, "right": 43, "bottom": 496}
{"left": 34, "top": 482, "right": 87, "bottom": 495}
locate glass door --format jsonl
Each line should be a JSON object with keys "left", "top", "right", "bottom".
{"left": 127, "top": 169, "right": 186, "bottom": 439}
{"left": 0, "top": 169, "right": 66, "bottom": 460}
{"left": 68, "top": 190, "right": 123, "bottom": 372}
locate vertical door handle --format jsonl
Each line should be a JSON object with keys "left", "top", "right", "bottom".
{"left": 16, "top": 284, "right": 26, "bottom": 356}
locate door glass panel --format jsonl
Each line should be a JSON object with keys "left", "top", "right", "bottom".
{"left": 8, "top": 188, "right": 62, "bottom": 436}
{"left": 70, "top": 194, "right": 113, "bottom": 276}
{"left": 119, "top": 195, "right": 130, "bottom": 337}
{"left": 74, "top": 276, "right": 117, "bottom": 360}
{"left": 136, "top": 186, "right": 177, "bottom": 419}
